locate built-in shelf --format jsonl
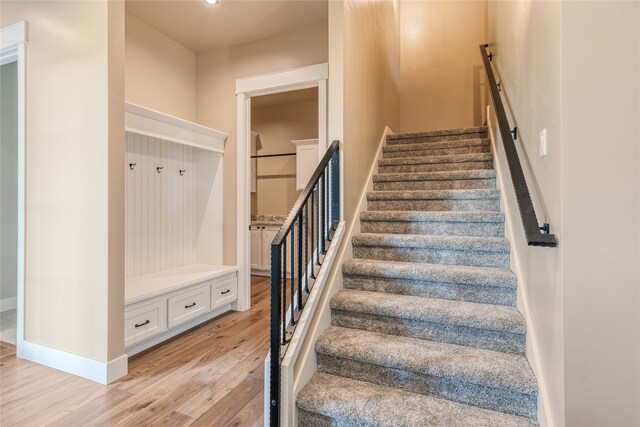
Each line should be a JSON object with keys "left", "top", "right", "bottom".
{"left": 125, "top": 102, "right": 228, "bottom": 153}
{"left": 125, "top": 264, "right": 238, "bottom": 304}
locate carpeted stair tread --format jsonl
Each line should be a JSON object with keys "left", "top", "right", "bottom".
{"left": 373, "top": 169, "right": 496, "bottom": 182}
{"left": 367, "top": 188, "right": 500, "bottom": 201}
{"left": 317, "top": 326, "right": 537, "bottom": 395}
{"left": 297, "top": 373, "right": 537, "bottom": 427}
{"left": 343, "top": 258, "right": 516, "bottom": 289}
{"left": 331, "top": 289, "right": 526, "bottom": 335}
{"left": 352, "top": 233, "right": 510, "bottom": 252}
{"left": 388, "top": 126, "right": 488, "bottom": 139}
{"left": 383, "top": 138, "right": 489, "bottom": 153}
{"left": 379, "top": 152, "right": 493, "bottom": 167}
{"left": 360, "top": 210, "right": 504, "bottom": 223}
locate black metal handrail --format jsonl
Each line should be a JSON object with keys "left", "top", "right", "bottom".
{"left": 269, "top": 140, "right": 341, "bottom": 426}
{"left": 480, "top": 44, "right": 558, "bottom": 247}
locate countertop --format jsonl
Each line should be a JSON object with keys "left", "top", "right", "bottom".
{"left": 251, "top": 215, "right": 287, "bottom": 226}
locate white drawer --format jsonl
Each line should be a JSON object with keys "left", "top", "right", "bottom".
{"left": 211, "top": 275, "right": 238, "bottom": 309}
{"left": 125, "top": 299, "right": 167, "bottom": 347}
{"left": 168, "top": 283, "right": 211, "bottom": 328}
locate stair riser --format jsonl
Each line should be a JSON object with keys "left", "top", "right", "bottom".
{"left": 298, "top": 410, "right": 333, "bottom": 426}
{"left": 331, "top": 310, "right": 526, "bottom": 355}
{"left": 352, "top": 245, "right": 510, "bottom": 268}
{"left": 373, "top": 178, "right": 496, "bottom": 191}
{"left": 317, "top": 354, "right": 537, "bottom": 419}
{"left": 360, "top": 220, "right": 504, "bottom": 237}
{"left": 367, "top": 199, "right": 500, "bottom": 212}
{"left": 383, "top": 145, "right": 490, "bottom": 158}
{"left": 343, "top": 275, "right": 516, "bottom": 306}
{"left": 387, "top": 132, "right": 488, "bottom": 145}
{"left": 378, "top": 161, "right": 493, "bottom": 174}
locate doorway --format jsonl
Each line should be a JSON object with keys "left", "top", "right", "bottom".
{"left": 249, "top": 87, "right": 319, "bottom": 277}
{"left": 235, "top": 63, "right": 328, "bottom": 311}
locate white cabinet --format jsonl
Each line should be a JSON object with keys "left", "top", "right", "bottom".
{"left": 292, "top": 139, "right": 319, "bottom": 190}
{"left": 250, "top": 227, "right": 262, "bottom": 269}
{"left": 251, "top": 225, "right": 283, "bottom": 276}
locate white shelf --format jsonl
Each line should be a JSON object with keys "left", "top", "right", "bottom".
{"left": 125, "top": 102, "right": 228, "bottom": 153}
{"left": 125, "top": 264, "right": 238, "bottom": 304}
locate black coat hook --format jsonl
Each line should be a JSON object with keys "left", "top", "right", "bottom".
{"left": 179, "top": 170, "right": 186, "bottom": 176}
{"left": 129, "top": 163, "right": 136, "bottom": 170}
{"left": 156, "top": 166, "right": 164, "bottom": 173}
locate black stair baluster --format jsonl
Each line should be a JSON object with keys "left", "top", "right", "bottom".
{"left": 320, "top": 173, "right": 326, "bottom": 256}
{"left": 290, "top": 228, "right": 295, "bottom": 326}
{"left": 304, "top": 202, "right": 310, "bottom": 293}
{"left": 297, "top": 212, "right": 303, "bottom": 309}
{"left": 281, "top": 239, "right": 287, "bottom": 345}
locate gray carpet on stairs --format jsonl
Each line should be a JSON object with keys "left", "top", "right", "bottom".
{"left": 296, "top": 125, "right": 540, "bottom": 426}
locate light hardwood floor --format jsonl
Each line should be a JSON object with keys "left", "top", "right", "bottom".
{"left": 0, "top": 276, "right": 271, "bottom": 427}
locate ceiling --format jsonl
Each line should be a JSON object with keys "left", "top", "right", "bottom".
{"left": 252, "top": 87, "right": 318, "bottom": 109}
{"left": 125, "top": 0, "right": 328, "bottom": 53}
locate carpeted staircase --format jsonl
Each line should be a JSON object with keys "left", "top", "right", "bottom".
{"left": 296, "top": 126, "right": 539, "bottom": 426}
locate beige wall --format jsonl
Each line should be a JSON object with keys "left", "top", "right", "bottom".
{"left": 1, "top": 1, "right": 125, "bottom": 363}
{"left": 251, "top": 98, "right": 318, "bottom": 216}
{"left": 125, "top": 13, "right": 196, "bottom": 122}
{"left": 343, "top": 0, "right": 400, "bottom": 222}
{"left": 400, "top": 0, "right": 487, "bottom": 133}
{"left": 489, "top": 1, "right": 640, "bottom": 425}
{"left": 196, "top": 22, "right": 328, "bottom": 265}
{"left": 561, "top": 2, "right": 639, "bottom": 426}
{"left": 487, "top": 1, "right": 564, "bottom": 424}
{"left": 1, "top": 62, "right": 18, "bottom": 303}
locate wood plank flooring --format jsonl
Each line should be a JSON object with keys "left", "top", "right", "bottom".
{"left": 0, "top": 276, "right": 271, "bottom": 427}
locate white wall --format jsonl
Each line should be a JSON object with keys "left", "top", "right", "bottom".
{"left": 1, "top": 1, "right": 125, "bottom": 364}
{"left": 0, "top": 61, "right": 18, "bottom": 306}
{"left": 489, "top": 1, "right": 640, "bottom": 425}
{"left": 196, "top": 22, "right": 328, "bottom": 265}
{"left": 561, "top": 2, "right": 639, "bottom": 426}
{"left": 125, "top": 13, "right": 197, "bottom": 122}
{"left": 487, "top": 1, "right": 564, "bottom": 424}
{"left": 400, "top": 0, "right": 488, "bottom": 132}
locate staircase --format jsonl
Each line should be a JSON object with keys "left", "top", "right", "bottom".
{"left": 296, "top": 126, "right": 539, "bottom": 426}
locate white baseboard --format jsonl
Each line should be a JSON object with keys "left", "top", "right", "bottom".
{"left": 1, "top": 296, "right": 17, "bottom": 312}
{"left": 487, "top": 106, "right": 553, "bottom": 427}
{"left": 21, "top": 341, "right": 128, "bottom": 385}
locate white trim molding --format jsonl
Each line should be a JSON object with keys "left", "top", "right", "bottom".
{"left": 1, "top": 20, "right": 27, "bottom": 359}
{"left": 0, "top": 21, "right": 27, "bottom": 51}
{"left": 487, "top": 106, "right": 554, "bottom": 427}
{"left": 235, "top": 63, "right": 329, "bottom": 312}
{"left": 22, "top": 341, "right": 128, "bottom": 385}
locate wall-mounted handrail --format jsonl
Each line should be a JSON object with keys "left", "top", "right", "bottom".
{"left": 480, "top": 44, "right": 557, "bottom": 247}
{"left": 269, "top": 140, "right": 341, "bottom": 426}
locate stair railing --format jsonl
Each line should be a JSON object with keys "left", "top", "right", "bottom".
{"left": 269, "top": 140, "right": 341, "bottom": 426}
{"left": 480, "top": 44, "right": 558, "bottom": 247}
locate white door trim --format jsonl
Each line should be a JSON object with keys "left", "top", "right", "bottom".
{"left": 1, "top": 20, "right": 27, "bottom": 357}
{"left": 235, "top": 63, "right": 328, "bottom": 310}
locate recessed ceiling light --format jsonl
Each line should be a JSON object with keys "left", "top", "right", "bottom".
{"left": 203, "top": 0, "right": 219, "bottom": 4}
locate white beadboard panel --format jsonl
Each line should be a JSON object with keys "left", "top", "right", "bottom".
{"left": 125, "top": 132, "right": 197, "bottom": 278}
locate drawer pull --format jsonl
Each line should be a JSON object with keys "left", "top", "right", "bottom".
{"left": 184, "top": 302, "right": 197, "bottom": 309}
{"left": 134, "top": 320, "right": 150, "bottom": 328}
{"left": 221, "top": 289, "right": 231, "bottom": 295}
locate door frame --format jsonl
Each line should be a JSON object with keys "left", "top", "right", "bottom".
{"left": 235, "top": 63, "right": 328, "bottom": 310}
{"left": 1, "top": 21, "right": 27, "bottom": 356}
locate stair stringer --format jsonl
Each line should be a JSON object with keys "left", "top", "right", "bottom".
{"left": 285, "top": 126, "right": 394, "bottom": 426}
{"left": 487, "top": 106, "right": 555, "bottom": 427}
